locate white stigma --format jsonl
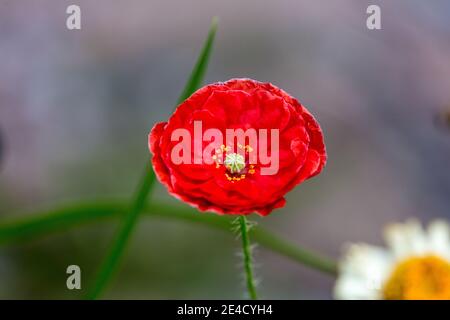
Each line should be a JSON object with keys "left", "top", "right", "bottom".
{"left": 224, "top": 153, "right": 245, "bottom": 174}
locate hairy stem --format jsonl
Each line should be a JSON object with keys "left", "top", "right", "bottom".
{"left": 239, "top": 216, "right": 258, "bottom": 299}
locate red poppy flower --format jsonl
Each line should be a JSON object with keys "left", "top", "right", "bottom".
{"left": 149, "top": 78, "right": 326, "bottom": 216}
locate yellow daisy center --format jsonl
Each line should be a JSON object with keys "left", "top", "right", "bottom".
{"left": 383, "top": 255, "right": 450, "bottom": 300}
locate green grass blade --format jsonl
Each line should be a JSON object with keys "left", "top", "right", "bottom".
{"left": 177, "top": 16, "right": 218, "bottom": 104}
{"left": 86, "top": 18, "right": 218, "bottom": 299}
{"left": 86, "top": 164, "right": 156, "bottom": 299}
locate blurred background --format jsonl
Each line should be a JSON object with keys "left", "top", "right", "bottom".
{"left": 1, "top": 0, "right": 450, "bottom": 299}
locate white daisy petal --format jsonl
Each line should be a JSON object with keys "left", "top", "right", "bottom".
{"left": 334, "top": 243, "right": 392, "bottom": 300}
{"left": 334, "top": 275, "right": 380, "bottom": 300}
{"left": 383, "top": 219, "right": 427, "bottom": 258}
{"left": 427, "top": 220, "right": 450, "bottom": 258}
{"left": 336, "top": 219, "right": 450, "bottom": 300}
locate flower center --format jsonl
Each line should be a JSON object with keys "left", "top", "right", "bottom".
{"left": 382, "top": 255, "right": 450, "bottom": 300}
{"left": 224, "top": 153, "right": 245, "bottom": 174}
{"left": 213, "top": 145, "right": 256, "bottom": 182}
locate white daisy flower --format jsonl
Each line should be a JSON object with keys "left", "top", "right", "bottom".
{"left": 334, "top": 219, "right": 450, "bottom": 300}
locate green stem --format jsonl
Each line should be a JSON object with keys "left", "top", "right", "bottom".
{"left": 0, "top": 201, "right": 337, "bottom": 275}
{"left": 252, "top": 227, "right": 336, "bottom": 275}
{"left": 239, "top": 216, "right": 258, "bottom": 300}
